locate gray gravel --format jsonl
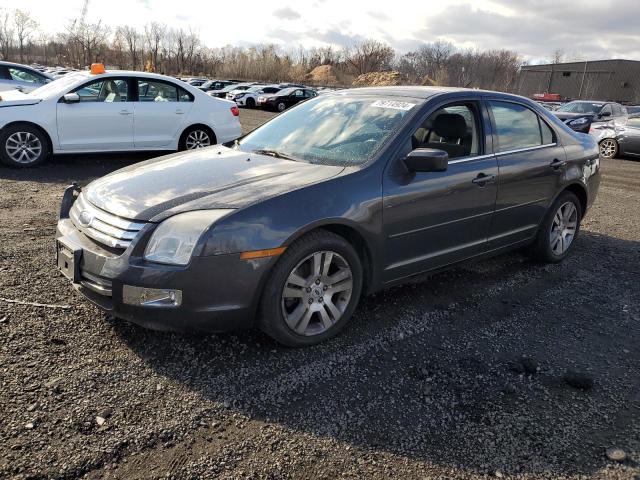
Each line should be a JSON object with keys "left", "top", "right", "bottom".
{"left": 0, "top": 109, "right": 639, "bottom": 479}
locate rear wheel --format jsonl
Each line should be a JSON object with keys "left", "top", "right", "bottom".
{"left": 0, "top": 124, "right": 48, "bottom": 168}
{"left": 529, "top": 191, "right": 582, "bottom": 263}
{"left": 599, "top": 138, "right": 618, "bottom": 159}
{"left": 179, "top": 126, "right": 215, "bottom": 151}
{"left": 259, "top": 230, "right": 363, "bottom": 347}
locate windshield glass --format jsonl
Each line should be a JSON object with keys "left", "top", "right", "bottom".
{"left": 30, "top": 73, "right": 86, "bottom": 98}
{"left": 276, "top": 87, "right": 296, "bottom": 96}
{"left": 237, "top": 95, "right": 419, "bottom": 167}
{"left": 557, "top": 102, "right": 602, "bottom": 114}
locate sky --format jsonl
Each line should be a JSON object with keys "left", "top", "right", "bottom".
{"left": 4, "top": 0, "right": 640, "bottom": 63}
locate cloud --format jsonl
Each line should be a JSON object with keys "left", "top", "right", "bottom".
{"left": 366, "top": 11, "right": 389, "bottom": 21}
{"left": 273, "top": 6, "right": 301, "bottom": 20}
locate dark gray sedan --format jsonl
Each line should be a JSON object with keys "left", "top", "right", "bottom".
{"left": 56, "top": 87, "right": 601, "bottom": 346}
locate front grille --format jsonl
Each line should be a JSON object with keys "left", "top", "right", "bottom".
{"left": 70, "top": 194, "right": 146, "bottom": 250}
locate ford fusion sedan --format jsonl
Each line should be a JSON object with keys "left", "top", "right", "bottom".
{"left": 0, "top": 64, "right": 241, "bottom": 167}
{"left": 0, "top": 60, "right": 53, "bottom": 93}
{"left": 257, "top": 87, "right": 317, "bottom": 112}
{"left": 56, "top": 87, "right": 600, "bottom": 347}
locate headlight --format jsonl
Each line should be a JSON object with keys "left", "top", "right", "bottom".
{"left": 569, "top": 117, "right": 589, "bottom": 126}
{"left": 144, "top": 210, "right": 233, "bottom": 265}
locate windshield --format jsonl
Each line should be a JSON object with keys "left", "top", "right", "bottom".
{"left": 276, "top": 87, "right": 296, "bottom": 96}
{"left": 30, "top": 73, "right": 86, "bottom": 98}
{"left": 247, "top": 85, "right": 268, "bottom": 92}
{"left": 237, "top": 95, "right": 418, "bottom": 167}
{"left": 557, "top": 102, "right": 603, "bottom": 114}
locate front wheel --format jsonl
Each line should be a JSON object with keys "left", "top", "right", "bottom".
{"left": 245, "top": 97, "right": 255, "bottom": 108}
{"left": 258, "top": 230, "right": 363, "bottom": 347}
{"left": 277, "top": 102, "right": 287, "bottom": 112}
{"left": 599, "top": 138, "right": 618, "bottom": 159}
{"left": 0, "top": 124, "right": 48, "bottom": 168}
{"left": 529, "top": 191, "right": 582, "bottom": 263}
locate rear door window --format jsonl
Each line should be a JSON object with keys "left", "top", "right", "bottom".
{"left": 488, "top": 101, "right": 546, "bottom": 152}
{"left": 8, "top": 67, "right": 47, "bottom": 84}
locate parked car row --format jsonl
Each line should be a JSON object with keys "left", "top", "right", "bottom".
{"left": 178, "top": 76, "right": 320, "bottom": 112}
{"left": 549, "top": 100, "right": 640, "bottom": 159}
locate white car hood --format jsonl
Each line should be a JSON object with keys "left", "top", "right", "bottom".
{"left": 0, "top": 89, "right": 42, "bottom": 107}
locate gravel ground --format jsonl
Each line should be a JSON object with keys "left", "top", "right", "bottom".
{"left": 0, "top": 108, "right": 639, "bottom": 479}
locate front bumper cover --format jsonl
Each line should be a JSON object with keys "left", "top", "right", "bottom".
{"left": 55, "top": 214, "right": 275, "bottom": 333}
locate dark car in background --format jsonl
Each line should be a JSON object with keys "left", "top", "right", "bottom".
{"left": 199, "top": 79, "right": 237, "bottom": 92}
{"left": 257, "top": 87, "right": 318, "bottom": 111}
{"left": 553, "top": 100, "right": 627, "bottom": 133}
{"left": 56, "top": 87, "right": 600, "bottom": 346}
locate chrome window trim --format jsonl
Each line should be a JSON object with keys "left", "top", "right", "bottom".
{"left": 447, "top": 143, "right": 557, "bottom": 165}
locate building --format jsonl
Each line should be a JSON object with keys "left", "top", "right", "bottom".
{"left": 516, "top": 59, "right": 640, "bottom": 103}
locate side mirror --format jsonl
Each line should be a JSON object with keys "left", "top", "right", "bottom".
{"left": 63, "top": 93, "right": 80, "bottom": 103}
{"left": 403, "top": 148, "right": 449, "bottom": 172}
{"left": 600, "top": 111, "right": 611, "bottom": 117}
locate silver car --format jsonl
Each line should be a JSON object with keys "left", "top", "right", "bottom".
{"left": 0, "top": 61, "right": 53, "bottom": 93}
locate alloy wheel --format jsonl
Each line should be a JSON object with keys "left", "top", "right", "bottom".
{"left": 5, "top": 132, "right": 42, "bottom": 165}
{"left": 549, "top": 201, "right": 578, "bottom": 255}
{"left": 281, "top": 250, "right": 353, "bottom": 336}
{"left": 599, "top": 139, "right": 617, "bottom": 158}
{"left": 185, "top": 130, "right": 211, "bottom": 149}
{"left": 277, "top": 102, "right": 286, "bottom": 112}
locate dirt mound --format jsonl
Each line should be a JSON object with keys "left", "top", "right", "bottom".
{"left": 351, "top": 71, "right": 408, "bottom": 87}
{"left": 306, "top": 65, "right": 339, "bottom": 85}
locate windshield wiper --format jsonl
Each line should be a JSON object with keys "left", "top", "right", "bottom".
{"left": 251, "top": 149, "right": 298, "bottom": 161}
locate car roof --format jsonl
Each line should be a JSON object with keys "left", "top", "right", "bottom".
{"left": 0, "top": 61, "right": 54, "bottom": 78}
{"left": 328, "top": 86, "right": 538, "bottom": 103}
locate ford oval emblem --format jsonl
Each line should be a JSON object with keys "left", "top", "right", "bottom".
{"left": 78, "top": 210, "right": 93, "bottom": 228}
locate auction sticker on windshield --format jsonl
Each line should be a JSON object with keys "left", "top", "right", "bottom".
{"left": 371, "top": 100, "right": 416, "bottom": 110}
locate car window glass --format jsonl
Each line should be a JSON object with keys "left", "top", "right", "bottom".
{"left": 178, "top": 87, "right": 193, "bottom": 102}
{"left": 600, "top": 104, "right": 612, "bottom": 116}
{"left": 411, "top": 103, "right": 480, "bottom": 159}
{"left": 294, "top": 90, "right": 304, "bottom": 97}
{"left": 612, "top": 104, "right": 622, "bottom": 116}
{"left": 540, "top": 119, "right": 555, "bottom": 145}
{"left": 8, "top": 67, "right": 45, "bottom": 84}
{"left": 627, "top": 117, "right": 640, "bottom": 128}
{"left": 488, "top": 101, "right": 542, "bottom": 152}
{"left": 138, "top": 79, "right": 178, "bottom": 102}
{"left": 237, "top": 95, "right": 417, "bottom": 167}
{"left": 74, "top": 79, "right": 128, "bottom": 102}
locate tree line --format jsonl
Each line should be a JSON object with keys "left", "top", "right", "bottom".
{"left": 0, "top": 7, "right": 522, "bottom": 91}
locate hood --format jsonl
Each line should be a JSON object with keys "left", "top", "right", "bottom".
{"left": 0, "top": 89, "right": 41, "bottom": 107}
{"left": 553, "top": 111, "right": 596, "bottom": 121}
{"left": 84, "top": 147, "right": 345, "bottom": 222}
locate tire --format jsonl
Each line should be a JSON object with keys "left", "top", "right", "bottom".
{"left": 529, "top": 191, "right": 582, "bottom": 263}
{"left": 258, "top": 230, "right": 363, "bottom": 347}
{"left": 179, "top": 126, "right": 215, "bottom": 151}
{"left": 599, "top": 138, "right": 618, "bottom": 159}
{"left": 245, "top": 97, "right": 255, "bottom": 108}
{"left": 0, "top": 124, "right": 49, "bottom": 168}
{"left": 277, "top": 102, "right": 287, "bottom": 112}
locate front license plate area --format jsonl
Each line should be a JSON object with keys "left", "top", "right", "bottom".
{"left": 56, "top": 239, "right": 82, "bottom": 283}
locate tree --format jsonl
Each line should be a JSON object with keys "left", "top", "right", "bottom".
{"left": 0, "top": 9, "right": 14, "bottom": 60}
{"left": 13, "top": 10, "right": 37, "bottom": 63}
{"left": 116, "top": 25, "right": 141, "bottom": 70}
{"left": 144, "top": 22, "right": 166, "bottom": 72}
{"left": 346, "top": 40, "right": 394, "bottom": 75}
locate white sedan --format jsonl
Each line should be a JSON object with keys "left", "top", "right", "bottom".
{"left": 0, "top": 65, "right": 242, "bottom": 167}
{"left": 226, "top": 84, "right": 281, "bottom": 108}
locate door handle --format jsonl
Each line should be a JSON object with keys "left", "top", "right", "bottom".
{"left": 472, "top": 173, "right": 495, "bottom": 186}
{"left": 550, "top": 158, "right": 566, "bottom": 169}
{"left": 119, "top": 110, "right": 132, "bottom": 115}
{"left": 175, "top": 109, "right": 185, "bottom": 115}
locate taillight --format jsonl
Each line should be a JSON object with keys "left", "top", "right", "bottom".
{"left": 230, "top": 106, "right": 239, "bottom": 117}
